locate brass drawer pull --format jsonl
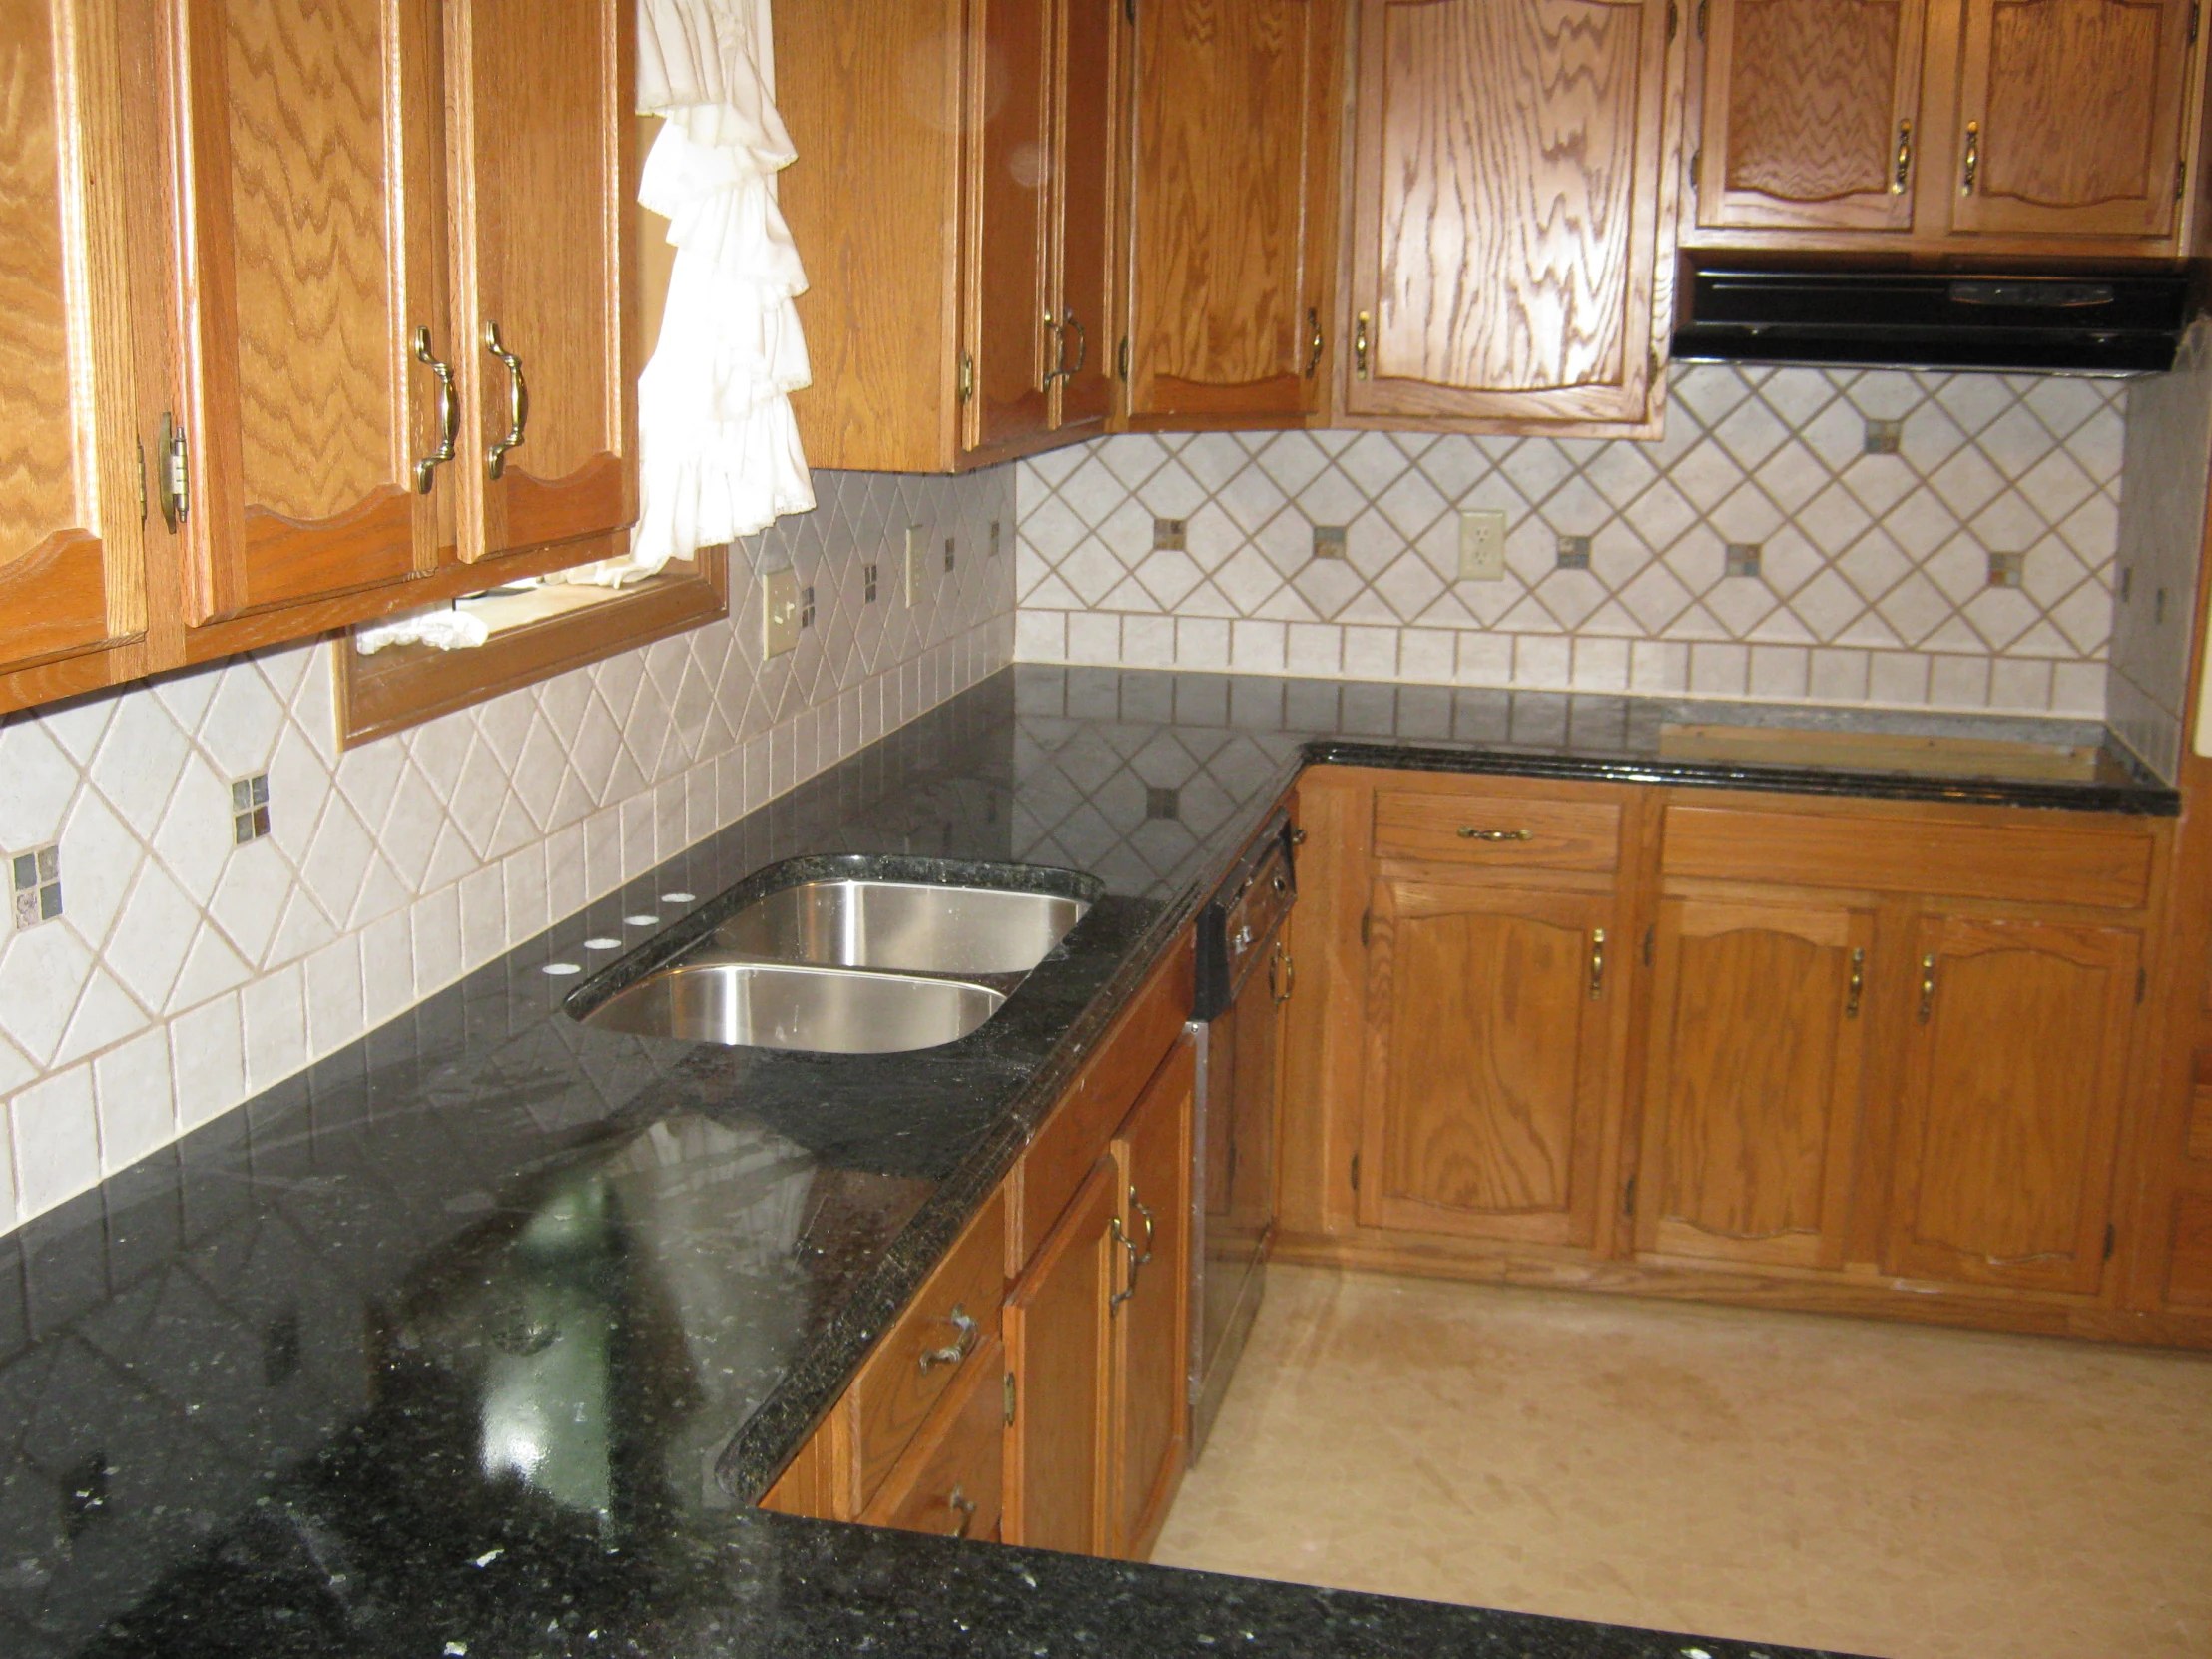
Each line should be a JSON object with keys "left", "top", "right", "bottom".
{"left": 1960, "top": 120, "right": 1979, "bottom": 195}
{"left": 917, "top": 1304, "right": 978, "bottom": 1373}
{"left": 1305, "top": 306, "right": 1324, "bottom": 378}
{"left": 1919, "top": 953, "right": 1937, "bottom": 1022}
{"left": 411, "top": 327, "right": 457, "bottom": 492}
{"left": 1457, "top": 828, "right": 1533, "bottom": 842}
{"left": 948, "top": 1485, "right": 976, "bottom": 1539}
{"left": 1354, "top": 310, "right": 1371, "bottom": 379}
{"left": 1589, "top": 928, "right": 1606, "bottom": 999}
{"left": 1846, "top": 946, "right": 1865, "bottom": 1018}
{"left": 482, "top": 320, "right": 529, "bottom": 479}
{"left": 1893, "top": 120, "right": 1913, "bottom": 195}
{"left": 1269, "top": 940, "right": 1295, "bottom": 1003}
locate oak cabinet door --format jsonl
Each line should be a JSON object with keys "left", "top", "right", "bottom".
{"left": 450, "top": 0, "right": 636, "bottom": 563}
{"left": 1049, "top": 0, "right": 1116, "bottom": 430}
{"left": 1003, "top": 1155, "right": 1116, "bottom": 1554}
{"left": 174, "top": 0, "right": 447, "bottom": 623}
{"left": 1636, "top": 896, "right": 1872, "bottom": 1270}
{"left": 0, "top": 0, "right": 147, "bottom": 678}
{"left": 965, "top": 0, "right": 1055, "bottom": 453}
{"left": 1110, "top": 1036, "right": 1193, "bottom": 1562}
{"left": 1695, "top": 0, "right": 1926, "bottom": 232}
{"left": 1344, "top": 0, "right": 1673, "bottom": 429}
{"left": 1359, "top": 876, "right": 1618, "bottom": 1246}
{"left": 1125, "top": 0, "right": 1336, "bottom": 421}
{"left": 1948, "top": 0, "right": 2195, "bottom": 240}
{"left": 1885, "top": 913, "right": 2140, "bottom": 1295}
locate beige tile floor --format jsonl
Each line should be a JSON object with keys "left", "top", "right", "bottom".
{"left": 1153, "top": 1266, "right": 2212, "bottom": 1659}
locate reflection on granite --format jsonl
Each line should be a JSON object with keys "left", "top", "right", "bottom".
{"left": 0, "top": 664, "right": 2140, "bottom": 1656}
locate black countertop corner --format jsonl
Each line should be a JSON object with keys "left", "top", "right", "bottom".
{"left": 6, "top": 663, "right": 2144, "bottom": 1659}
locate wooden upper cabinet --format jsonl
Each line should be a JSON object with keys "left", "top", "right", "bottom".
{"left": 1948, "top": 0, "right": 2196, "bottom": 240}
{"left": 1343, "top": 0, "right": 1678, "bottom": 433}
{"left": 1050, "top": 0, "right": 1116, "bottom": 430}
{"left": 1886, "top": 913, "right": 2140, "bottom": 1296}
{"left": 1360, "top": 874, "right": 1619, "bottom": 1247}
{"left": 1637, "top": 895, "right": 1871, "bottom": 1271}
{"left": 0, "top": 0, "right": 149, "bottom": 690}
{"left": 173, "top": 0, "right": 447, "bottom": 625}
{"left": 450, "top": 0, "right": 636, "bottom": 562}
{"left": 1123, "top": 0, "right": 1338, "bottom": 425}
{"left": 965, "top": 0, "right": 1055, "bottom": 452}
{"left": 1695, "top": 0, "right": 1927, "bottom": 232}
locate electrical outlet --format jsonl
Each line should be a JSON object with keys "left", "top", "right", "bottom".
{"left": 1458, "top": 510, "right": 1507, "bottom": 581}
{"left": 763, "top": 566, "right": 801, "bottom": 656}
{"left": 904, "top": 523, "right": 927, "bottom": 605}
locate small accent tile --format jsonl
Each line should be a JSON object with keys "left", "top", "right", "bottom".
{"left": 231, "top": 773, "right": 272, "bottom": 843}
{"left": 12, "top": 844, "right": 62, "bottom": 928}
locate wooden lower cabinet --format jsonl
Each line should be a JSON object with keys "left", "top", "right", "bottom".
{"left": 1360, "top": 874, "right": 1621, "bottom": 1248}
{"left": 859, "top": 1336, "right": 1007, "bottom": 1542}
{"left": 1110, "top": 1035, "right": 1194, "bottom": 1560}
{"left": 1636, "top": 894, "right": 1872, "bottom": 1271}
{"left": 1885, "top": 912, "right": 2142, "bottom": 1297}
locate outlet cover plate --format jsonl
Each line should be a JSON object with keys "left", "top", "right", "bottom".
{"left": 1459, "top": 510, "right": 1507, "bottom": 581}
{"left": 763, "top": 566, "right": 801, "bottom": 656}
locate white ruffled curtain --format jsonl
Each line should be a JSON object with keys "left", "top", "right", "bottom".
{"left": 575, "top": 0, "right": 815, "bottom": 587}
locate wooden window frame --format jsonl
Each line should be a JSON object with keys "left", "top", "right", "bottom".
{"left": 335, "top": 547, "right": 729, "bottom": 747}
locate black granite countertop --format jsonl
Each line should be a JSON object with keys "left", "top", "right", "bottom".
{"left": 9, "top": 664, "right": 2157, "bottom": 1658}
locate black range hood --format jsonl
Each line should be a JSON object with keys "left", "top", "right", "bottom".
{"left": 1673, "top": 263, "right": 2191, "bottom": 375}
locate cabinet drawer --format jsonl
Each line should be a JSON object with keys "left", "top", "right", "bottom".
{"left": 858, "top": 1336, "right": 1006, "bottom": 1541}
{"left": 848, "top": 1187, "right": 1006, "bottom": 1510}
{"left": 1662, "top": 805, "right": 2156, "bottom": 909}
{"left": 1014, "top": 933, "right": 1194, "bottom": 1270}
{"left": 1374, "top": 788, "right": 1620, "bottom": 871}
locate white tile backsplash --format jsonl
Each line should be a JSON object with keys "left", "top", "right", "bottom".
{"left": 0, "top": 465, "right": 1016, "bottom": 1238}
{"left": 1015, "top": 363, "right": 2130, "bottom": 715}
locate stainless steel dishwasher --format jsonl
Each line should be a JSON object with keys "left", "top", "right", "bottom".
{"left": 1187, "top": 807, "right": 1297, "bottom": 1460}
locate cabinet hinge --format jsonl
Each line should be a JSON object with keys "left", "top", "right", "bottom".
{"left": 958, "top": 351, "right": 975, "bottom": 402}
{"left": 1622, "top": 1175, "right": 1637, "bottom": 1218}
{"left": 2136, "top": 965, "right": 2147, "bottom": 1004}
{"left": 1695, "top": 0, "right": 1707, "bottom": 36}
{"left": 1690, "top": 147, "right": 1703, "bottom": 196}
{"left": 1125, "top": 0, "right": 1135, "bottom": 23}
{"left": 1003, "top": 1370, "right": 1016, "bottom": 1425}
{"left": 1350, "top": 1152, "right": 1361, "bottom": 1192}
{"left": 1666, "top": 0, "right": 1677, "bottom": 39}
{"left": 1643, "top": 924, "right": 1654, "bottom": 967}
{"left": 1117, "top": 336, "right": 1130, "bottom": 381}
{"left": 156, "top": 411, "right": 189, "bottom": 532}
{"left": 2104, "top": 1222, "right": 2117, "bottom": 1261}
{"left": 2192, "top": 1, "right": 2201, "bottom": 44}
{"left": 1360, "top": 911, "right": 1372, "bottom": 948}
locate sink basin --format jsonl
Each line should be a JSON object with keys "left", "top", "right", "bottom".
{"left": 577, "top": 960, "right": 1005, "bottom": 1053}
{"left": 712, "top": 879, "right": 1089, "bottom": 976}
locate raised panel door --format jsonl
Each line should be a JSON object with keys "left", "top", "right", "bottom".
{"left": 1049, "top": 0, "right": 1115, "bottom": 429}
{"left": 1949, "top": 0, "right": 2194, "bottom": 240}
{"left": 1886, "top": 913, "right": 2140, "bottom": 1295}
{"left": 1696, "top": 0, "right": 1926, "bottom": 231}
{"left": 1345, "top": 0, "right": 1672, "bottom": 428}
{"left": 1126, "top": 0, "right": 1334, "bottom": 420}
{"left": 1636, "top": 895, "right": 1871, "bottom": 1270}
{"left": 0, "top": 0, "right": 147, "bottom": 681}
{"left": 1359, "top": 876, "right": 1617, "bottom": 1246}
{"left": 174, "top": 0, "right": 446, "bottom": 623}
{"left": 964, "top": 0, "right": 1053, "bottom": 453}
{"left": 1110, "top": 1036, "right": 1192, "bottom": 1561}
{"left": 451, "top": 0, "right": 637, "bottom": 561}
{"left": 1002, "top": 1155, "right": 1116, "bottom": 1554}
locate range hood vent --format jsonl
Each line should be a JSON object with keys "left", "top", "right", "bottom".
{"left": 1673, "top": 264, "right": 2191, "bottom": 375}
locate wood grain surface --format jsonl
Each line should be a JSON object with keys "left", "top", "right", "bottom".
{"left": 1127, "top": 0, "right": 1320, "bottom": 415}
{"left": 965, "top": 0, "right": 1053, "bottom": 452}
{"left": 1003, "top": 1156, "right": 1116, "bottom": 1554}
{"left": 1049, "top": 0, "right": 1114, "bottom": 429}
{"left": 1110, "top": 1035, "right": 1192, "bottom": 1561}
{"left": 0, "top": 0, "right": 79, "bottom": 562}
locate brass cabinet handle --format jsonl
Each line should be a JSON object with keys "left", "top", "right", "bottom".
{"left": 1918, "top": 953, "right": 1937, "bottom": 1022}
{"left": 1846, "top": 946, "right": 1865, "bottom": 1018}
{"left": 1305, "top": 306, "right": 1324, "bottom": 377}
{"left": 1590, "top": 928, "right": 1606, "bottom": 1000}
{"left": 1354, "top": 310, "right": 1371, "bottom": 379}
{"left": 917, "top": 1303, "right": 978, "bottom": 1372}
{"left": 1893, "top": 120, "right": 1913, "bottom": 195}
{"left": 1109, "top": 1216, "right": 1140, "bottom": 1309}
{"left": 947, "top": 1486, "right": 976, "bottom": 1539}
{"left": 482, "top": 320, "right": 528, "bottom": 479}
{"left": 1061, "top": 309, "right": 1086, "bottom": 378}
{"left": 411, "top": 327, "right": 457, "bottom": 492}
{"left": 1130, "top": 1190, "right": 1156, "bottom": 1267}
{"left": 1959, "top": 120, "right": 1979, "bottom": 195}
{"left": 1269, "top": 940, "right": 1295, "bottom": 1004}
{"left": 1458, "top": 828, "right": 1533, "bottom": 842}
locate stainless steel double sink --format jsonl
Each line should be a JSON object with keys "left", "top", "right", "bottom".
{"left": 572, "top": 868, "right": 1093, "bottom": 1056}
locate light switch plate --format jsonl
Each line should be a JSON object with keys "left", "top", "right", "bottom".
{"left": 904, "top": 523, "right": 927, "bottom": 606}
{"left": 763, "top": 566, "right": 801, "bottom": 656}
{"left": 1458, "top": 510, "right": 1507, "bottom": 581}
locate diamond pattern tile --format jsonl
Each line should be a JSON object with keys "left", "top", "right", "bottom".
{"left": 1015, "top": 363, "right": 2129, "bottom": 718}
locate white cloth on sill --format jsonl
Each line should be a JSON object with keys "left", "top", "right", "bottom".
{"left": 573, "top": 0, "right": 814, "bottom": 588}
{"left": 353, "top": 603, "right": 491, "bottom": 654}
